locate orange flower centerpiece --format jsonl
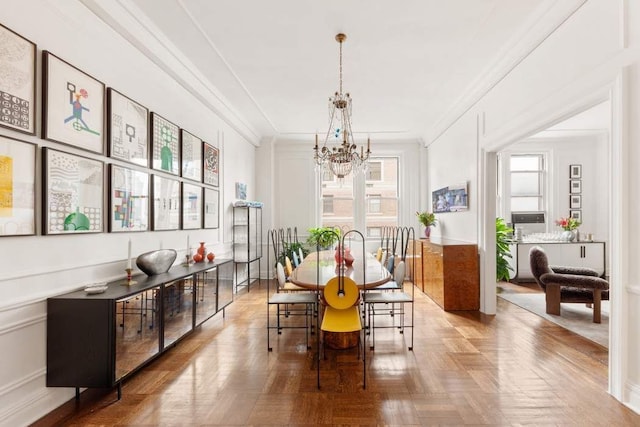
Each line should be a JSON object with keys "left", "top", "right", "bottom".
{"left": 555, "top": 217, "right": 581, "bottom": 241}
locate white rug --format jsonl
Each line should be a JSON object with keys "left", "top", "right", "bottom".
{"left": 498, "top": 291, "right": 609, "bottom": 347}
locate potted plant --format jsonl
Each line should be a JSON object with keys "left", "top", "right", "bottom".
{"left": 307, "top": 226, "right": 341, "bottom": 250}
{"left": 496, "top": 217, "right": 514, "bottom": 282}
{"left": 416, "top": 211, "right": 437, "bottom": 238}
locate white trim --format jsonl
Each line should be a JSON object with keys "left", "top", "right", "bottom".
{"left": 0, "top": 314, "right": 46, "bottom": 336}
{"left": 0, "top": 369, "right": 45, "bottom": 399}
{"left": 625, "top": 380, "right": 640, "bottom": 414}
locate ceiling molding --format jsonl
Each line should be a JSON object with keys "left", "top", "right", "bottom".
{"left": 79, "top": 0, "right": 262, "bottom": 146}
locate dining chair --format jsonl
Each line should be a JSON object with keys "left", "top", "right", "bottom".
{"left": 292, "top": 251, "right": 300, "bottom": 268}
{"left": 284, "top": 256, "right": 294, "bottom": 278}
{"left": 320, "top": 276, "right": 362, "bottom": 360}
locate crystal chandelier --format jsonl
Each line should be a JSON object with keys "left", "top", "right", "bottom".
{"left": 314, "top": 33, "right": 370, "bottom": 179}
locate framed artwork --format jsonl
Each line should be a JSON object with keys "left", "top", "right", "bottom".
{"left": 569, "top": 164, "right": 582, "bottom": 179}
{"left": 570, "top": 194, "right": 582, "bottom": 209}
{"left": 204, "top": 187, "right": 219, "bottom": 229}
{"left": 432, "top": 182, "right": 469, "bottom": 213}
{"left": 570, "top": 210, "right": 582, "bottom": 222}
{"left": 0, "top": 24, "right": 36, "bottom": 135}
{"left": 42, "top": 51, "right": 105, "bottom": 154}
{"left": 182, "top": 183, "right": 202, "bottom": 230}
{"left": 570, "top": 179, "right": 581, "bottom": 194}
{"left": 150, "top": 112, "right": 180, "bottom": 175}
{"left": 0, "top": 136, "right": 35, "bottom": 236}
{"left": 109, "top": 165, "right": 149, "bottom": 232}
{"left": 43, "top": 148, "right": 103, "bottom": 235}
{"left": 181, "top": 130, "right": 202, "bottom": 182}
{"left": 236, "top": 182, "right": 247, "bottom": 200}
{"left": 107, "top": 88, "right": 149, "bottom": 167}
{"left": 151, "top": 175, "right": 180, "bottom": 230}
{"left": 203, "top": 141, "right": 219, "bottom": 186}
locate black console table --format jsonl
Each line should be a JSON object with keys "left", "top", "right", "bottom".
{"left": 46, "top": 259, "right": 233, "bottom": 399}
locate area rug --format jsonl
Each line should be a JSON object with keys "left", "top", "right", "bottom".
{"left": 498, "top": 291, "right": 609, "bottom": 347}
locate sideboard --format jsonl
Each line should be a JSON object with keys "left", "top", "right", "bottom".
{"left": 46, "top": 259, "right": 233, "bottom": 399}
{"left": 511, "top": 241, "right": 605, "bottom": 281}
{"left": 408, "top": 238, "right": 479, "bottom": 311}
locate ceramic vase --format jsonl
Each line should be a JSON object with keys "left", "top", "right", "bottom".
{"left": 344, "top": 247, "right": 354, "bottom": 267}
{"left": 561, "top": 230, "right": 575, "bottom": 242}
{"left": 424, "top": 226, "right": 431, "bottom": 239}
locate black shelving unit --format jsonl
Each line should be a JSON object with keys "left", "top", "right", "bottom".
{"left": 233, "top": 206, "right": 262, "bottom": 292}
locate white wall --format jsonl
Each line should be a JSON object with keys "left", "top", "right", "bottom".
{"left": 0, "top": 1, "right": 256, "bottom": 425}
{"left": 426, "top": 0, "right": 639, "bottom": 413}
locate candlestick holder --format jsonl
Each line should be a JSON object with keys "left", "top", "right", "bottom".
{"left": 123, "top": 268, "right": 137, "bottom": 285}
{"left": 184, "top": 254, "right": 192, "bottom": 266}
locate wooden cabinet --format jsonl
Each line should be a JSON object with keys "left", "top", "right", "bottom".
{"left": 47, "top": 259, "right": 233, "bottom": 398}
{"left": 514, "top": 241, "right": 605, "bottom": 281}
{"left": 410, "top": 239, "right": 479, "bottom": 311}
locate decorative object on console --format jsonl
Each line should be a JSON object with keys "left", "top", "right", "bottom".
{"left": 416, "top": 211, "right": 437, "bottom": 238}
{"left": 313, "top": 33, "right": 370, "bottom": 179}
{"left": 193, "top": 241, "right": 206, "bottom": 263}
{"left": 555, "top": 216, "right": 581, "bottom": 242}
{"left": 136, "top": 249, "right": 177, "bottom": 276}
{"left": 207, "top": 252, "right": 215, "bottom": 262}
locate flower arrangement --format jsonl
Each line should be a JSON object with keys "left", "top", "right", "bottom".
{"left": 555, "top": 217, "right": 581, "bottom": 231}
{"left": 416, "top": 211, "right": 437, "bottom": 227}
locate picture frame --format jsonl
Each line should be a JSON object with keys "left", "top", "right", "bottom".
{"left": 151, "top": 175, "right": 180, "bottom": 230}
{"left": 0, "top": 24, "right": 36, "bottom": 135}
{"left": 42, "top": 51, "right": 105, "bottom": 154}
{"left": 182, "top": 183, "right": 202, "bottom": 230}
{"left": 570, "top": 210, "right": 582, "bottom": 222}
{"left": 0, "top": 136, "right": 36, "bottom": 236}
{"left": 43, "top": 148, "right": 104, "bottom": 235}
{"left": 236, "top": 182, "right": 247, "bottom": 200}
{"left": 570, "top": 164, "right": 582, "bottom": 179}
{"left": 432, "top": 182, "right": 469, "bottom": 213}
{"left": 150, "top": 112, "right": 180, "bottom": 175}
{"left": 107, "top": 88, "right": 149, "bottom": 167}
{"left": 203, "top": 141, "right": 219, "bottom": 186}
{"left": 181, "top": 130, "right": 203, "bottom": 182}
{"left": 109, "top": 164, "right": 149, "bottom": 232}
{"left": 570, "top": 179, "right": 582, "bottom": 194}
{"left": 570, "top": 194, "right": 582, "bottom": 209}
{"left": 204, "top": 187, "right": 219, "bottom": 229}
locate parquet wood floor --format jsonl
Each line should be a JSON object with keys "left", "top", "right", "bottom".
{"left": 34, "top": 281, "right": 639, "bottom": 426}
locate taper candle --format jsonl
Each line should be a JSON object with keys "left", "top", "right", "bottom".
{"left": 127, "top": 238, "right": 132, "bottom": 270}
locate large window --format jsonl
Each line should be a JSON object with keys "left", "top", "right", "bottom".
{"left": 321, "top": 157, "right": 398, "bottom": 233}
{"left": 510, "top": 154, "right": 545, "bottom": 211}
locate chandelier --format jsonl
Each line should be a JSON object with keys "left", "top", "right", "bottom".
{"left": 314, "top": 33, "right": 370, "bottom": 179}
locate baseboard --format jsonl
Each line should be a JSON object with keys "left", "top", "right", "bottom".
{"left": 625, "top": 380, "right": 640, "bottom": 415}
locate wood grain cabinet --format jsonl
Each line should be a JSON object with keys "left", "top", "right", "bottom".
{"left": 410, "top": 239, "right": 479, "bottom": 311}
{"left": 47, "top": 259, "right": 233, "bottom": 398}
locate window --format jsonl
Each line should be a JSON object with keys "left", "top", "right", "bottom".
{"left": 510, "top": 154, "right": 544, "bottom": 211}
{"left": 367, "top": 194, "right": 381, "bottom": 214}
{"left": 366, "top": 161, "right": 382, "bottom": 181}
{"left": 367, "top": 227, "right": 382, "bottom": 238}
{"left": 323, "top": 195, "right": 334, "bottom": 214}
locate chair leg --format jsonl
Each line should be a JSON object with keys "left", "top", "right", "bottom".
{"left": 545, "top": 284, "right": 561, "bottom": 315}
{"left": 593, "top": 289, "right": 602, "bottom": 323}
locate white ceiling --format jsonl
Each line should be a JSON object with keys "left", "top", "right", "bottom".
{"left": 112, "top": 0, "right": 568, "bottom": 142}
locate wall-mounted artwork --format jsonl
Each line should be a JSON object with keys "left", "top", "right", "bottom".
{"left": 570, "top": 179, "right": 581, "bottom": 194}
{"left": 432, "top": 182, "right": 468, "bottom": 213}
{"left": 42, "top": 51, "right": 104, "bottom": 154}
{"left": 0, "top": 136, "right": 35, "bottom": 236}
{"left": 570, "top": 210, "right": 582, "bottom": 222}
{"left": 0, "top": 24, "right": 36, "bottom": 135}
{"left": 107, "top": 88, "right": 148, "bottom": 167}
{"left": 570, "top": 194, "right": 582, "bottom": 209}
{"left": 570, "top": 164, "right": 582, "bottom": 179}
{"left": 182, "top": 183, "right": 202, "bottom": 230}
{"left": 236, "top": 182, "right": 247, "bottom": 200}
{"left": 109, "top": 165, "right": 149, "bottom": 232}
{"left": 203, "top": 141, "right": 219, "bottom": 187}
{"left": 204, "top": 187, "right": 219, "bottom": 229}
{"left": 150, "top": 112, "right": 179, "bottom": 175}
{"left": 43, "top": 148, "right": 103, "bottom": 235}
{"left": 152, "top": 175, "right": 180, "bottom": 230}
{"left": 181, "top": 130, "right": 202, "bottom": 182}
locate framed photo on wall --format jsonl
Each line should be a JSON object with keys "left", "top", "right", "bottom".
{"left": 181, "top": 130, "right": 202, "bottom": 182}
{"left": 109, "top": 165, "right": 149, "bottom": 232}
{"left": 203, "top": 141, "right": 219, "bottom": 186}
{"left": 0, "top": 24, "right": 36, "bottom": 135}
{"left": 0, "top": 136, "right": 36, "bottom": 236}
{"left": 42, "top": 51, "right": 105, "bottom": 154}
{"left": 150, "top": 112, "right": 180, "bottom": 175}
{"left": 570, "top": 194, "right": 582, "bottom": 209}
{"left": 107, "top": 88, "right": 149, "bottom": 167}
{"left": 569, "top": 164, "right": 582, "bottom": 179}
{"left": 43, "top": 148, "right": 104, "bottom": 235}
{"left": 151, "top": 174, "right": 180, "bottom": 230}
{"left": 204, "top": 187, "right": 219, "bottom": 229}
{"left": 182, "top": 183, "right": 202, "bottom": 229}
{"left": 570, "top": 179, "right": 581, "bottom": 194}
{"left": 570, "top": 210, "right": 582, "bottom": 222}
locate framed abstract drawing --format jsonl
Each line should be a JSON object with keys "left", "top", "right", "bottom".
{"left": 151, "top": 174, "right": 180, "bottom": 230}
{"left": 107, "top": 88, "right": 149, "bottom": 167}
{"left": 0, "top": 24, "right": 36, "bottom": 135}
{"left": 109, "top": 164, "right": 149, "bottom": 232}
{"left": 570, "top": 179, "right": 581, "bottom": 194}
{"left": 569, "top": 164, "right": 582, "bottom": 179}
{"left": 0, "top": 136, "right": 36, "bottom": 236}
{"left": 43, "top": 148, "right": 104, "bottom": 235}
{"left": 42, "top": 51, "right": 105, "bottom": 154}
{"left": 570, "top": 194, "right": 582, "bottom": 209}
{"left": 150, "top": 112, "right": 180, "bottom": 175}
{"left": 181, "top": 129, "right": 202, "bottom": 182}
{"left": 182, "top": 182, "right": 202, "bottom": 230}
{"left": 203, "top": 141, "right": 219, "bottom": 186}
{"left": 203, "top": 187, "right": 219, "bottom": 229}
